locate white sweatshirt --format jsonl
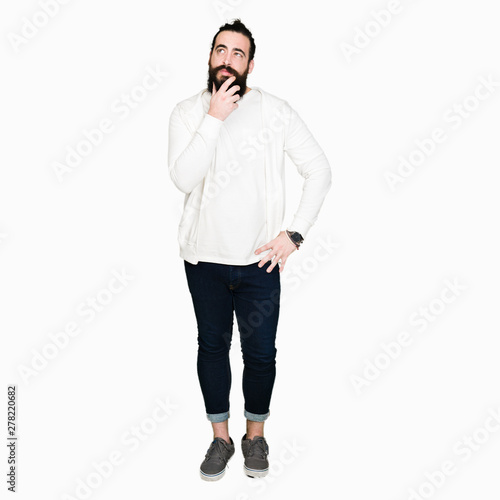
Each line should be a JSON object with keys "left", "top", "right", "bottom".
{"left": 168, "top": 86, "right": 332, "bottom": 265}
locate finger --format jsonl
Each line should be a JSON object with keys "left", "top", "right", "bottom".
{"left": 226, "top": 85, "right": 240, "bottom": 96}
{"left": 212, "top": 82, "right": 216, "bottom": 94}
{"left": 267, "top": 261, "right": 277, "bottom": 273}
{"left": 258, "top": 255, "right": 271, "bottom": 267}
{"left": 220, "top": 75, "right": 236, "bottom": 91}
{"left": 268, "top": 253, "right": 285, "bottom": 273}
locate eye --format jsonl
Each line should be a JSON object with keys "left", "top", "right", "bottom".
{"left": 217, "top": 48, "right": 225, "bottom": 54}
{"left": 235, "top": 53, "right": 242, "bottom": 57}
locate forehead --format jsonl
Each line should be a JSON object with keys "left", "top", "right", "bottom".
{"left": 213, "top": 30, "right": 250, "bottom": 53}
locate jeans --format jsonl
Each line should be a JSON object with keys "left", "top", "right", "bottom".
{"left": 184, "top": 259, "right": 280, "bottom": 423}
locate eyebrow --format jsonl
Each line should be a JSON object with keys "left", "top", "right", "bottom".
{"left": 214, "top": 44, "right": 246, "bottom": 57}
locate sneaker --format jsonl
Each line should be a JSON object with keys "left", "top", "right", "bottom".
{"left": 200, "top": 437, "right": 235, "bottom": 481}
{"left": 241, "top": 434, "right": 269, "bottom": 478}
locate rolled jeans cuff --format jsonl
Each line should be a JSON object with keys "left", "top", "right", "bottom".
{"left": 206, "top": 411, "right": 229, "bottom": 423}
{"left": 244, "top": 410, "right": 270, "bottom": 422}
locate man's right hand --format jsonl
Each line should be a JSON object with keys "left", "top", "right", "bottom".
{"left": 208, "top": 76, "right": 240, "bottom": 121}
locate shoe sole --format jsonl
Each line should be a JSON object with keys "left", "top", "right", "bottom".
{"left": 200, "top": 468, "right": 227, "bottom": 481}
{"left": 244, "top": 464, "right": 269, "bottom": 478}
{"left": 200, "top": 454, "right": 233, "bottom": 481}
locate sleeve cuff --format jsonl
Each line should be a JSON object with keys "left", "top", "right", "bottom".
{"left": 287, "top": 216, "right": 312, "bottom": 240}
{"left": 197, "top": 113, "right": 224, "bottom": 140}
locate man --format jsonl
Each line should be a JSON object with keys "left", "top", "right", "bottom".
{"left": 168, "top": 19, "right": 331, "bottom": 481}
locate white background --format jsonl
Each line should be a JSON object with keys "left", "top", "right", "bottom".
{"left": 1, "top": 0, "right": 500, "bottom": 499}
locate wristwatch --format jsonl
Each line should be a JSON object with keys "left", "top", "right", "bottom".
{"left": 285, "top": 230, "right": 304, "bottom": 249}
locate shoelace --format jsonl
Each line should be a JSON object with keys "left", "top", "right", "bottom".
{"left": 247, "top": 437, "right": 267, "bottom": 458}
{"left": 205, "top": 439, "right": 231, "bottom": 468}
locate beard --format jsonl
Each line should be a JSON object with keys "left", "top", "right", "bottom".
{"left": 207, "top": 63, "right": 249, "bottom": 98}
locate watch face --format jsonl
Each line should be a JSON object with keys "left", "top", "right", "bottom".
{"left": 291, "top": 232, "right": 302, "bottom": 243}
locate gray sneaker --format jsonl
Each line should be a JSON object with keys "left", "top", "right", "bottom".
{"left": 200, "top": 437, "right": 235, "bottom": 481}
{"left": 241, "top": 434, "right": 269, "bottom": 478}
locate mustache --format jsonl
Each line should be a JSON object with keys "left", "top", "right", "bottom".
{"left": 207, "top": 63, "right": 247, "bottom": 97}
{"left": 214, "top": 65, "right": 237, "bottom": 76}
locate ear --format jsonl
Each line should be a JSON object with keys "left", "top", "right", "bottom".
{"left": 247, "top": 59, "right": 255, "bottom": 75}
{"left": 208, "top": 50, "right": 212, "bottom": 65}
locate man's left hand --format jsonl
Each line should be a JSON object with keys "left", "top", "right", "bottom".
{"left": 255, "top": 231, "right": 297, "bottom": 273}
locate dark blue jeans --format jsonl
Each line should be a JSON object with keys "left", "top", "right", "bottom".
{"left": 184, "top": 259, "right": 280, "bottom": 423}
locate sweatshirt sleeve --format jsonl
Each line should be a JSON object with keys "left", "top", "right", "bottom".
{"left": 283, "top": 103, "right": 332, "bottom": 239}
{"left": 168, "top": 104, "right": 224, "bottom": 194}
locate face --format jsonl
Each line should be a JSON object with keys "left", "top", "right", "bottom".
{"left": 207, "top": 30, "right": 254, "bottom": 98}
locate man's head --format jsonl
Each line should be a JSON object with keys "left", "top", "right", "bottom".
{"left": 207, "top": 19, "right": 256, "bottom": 98}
